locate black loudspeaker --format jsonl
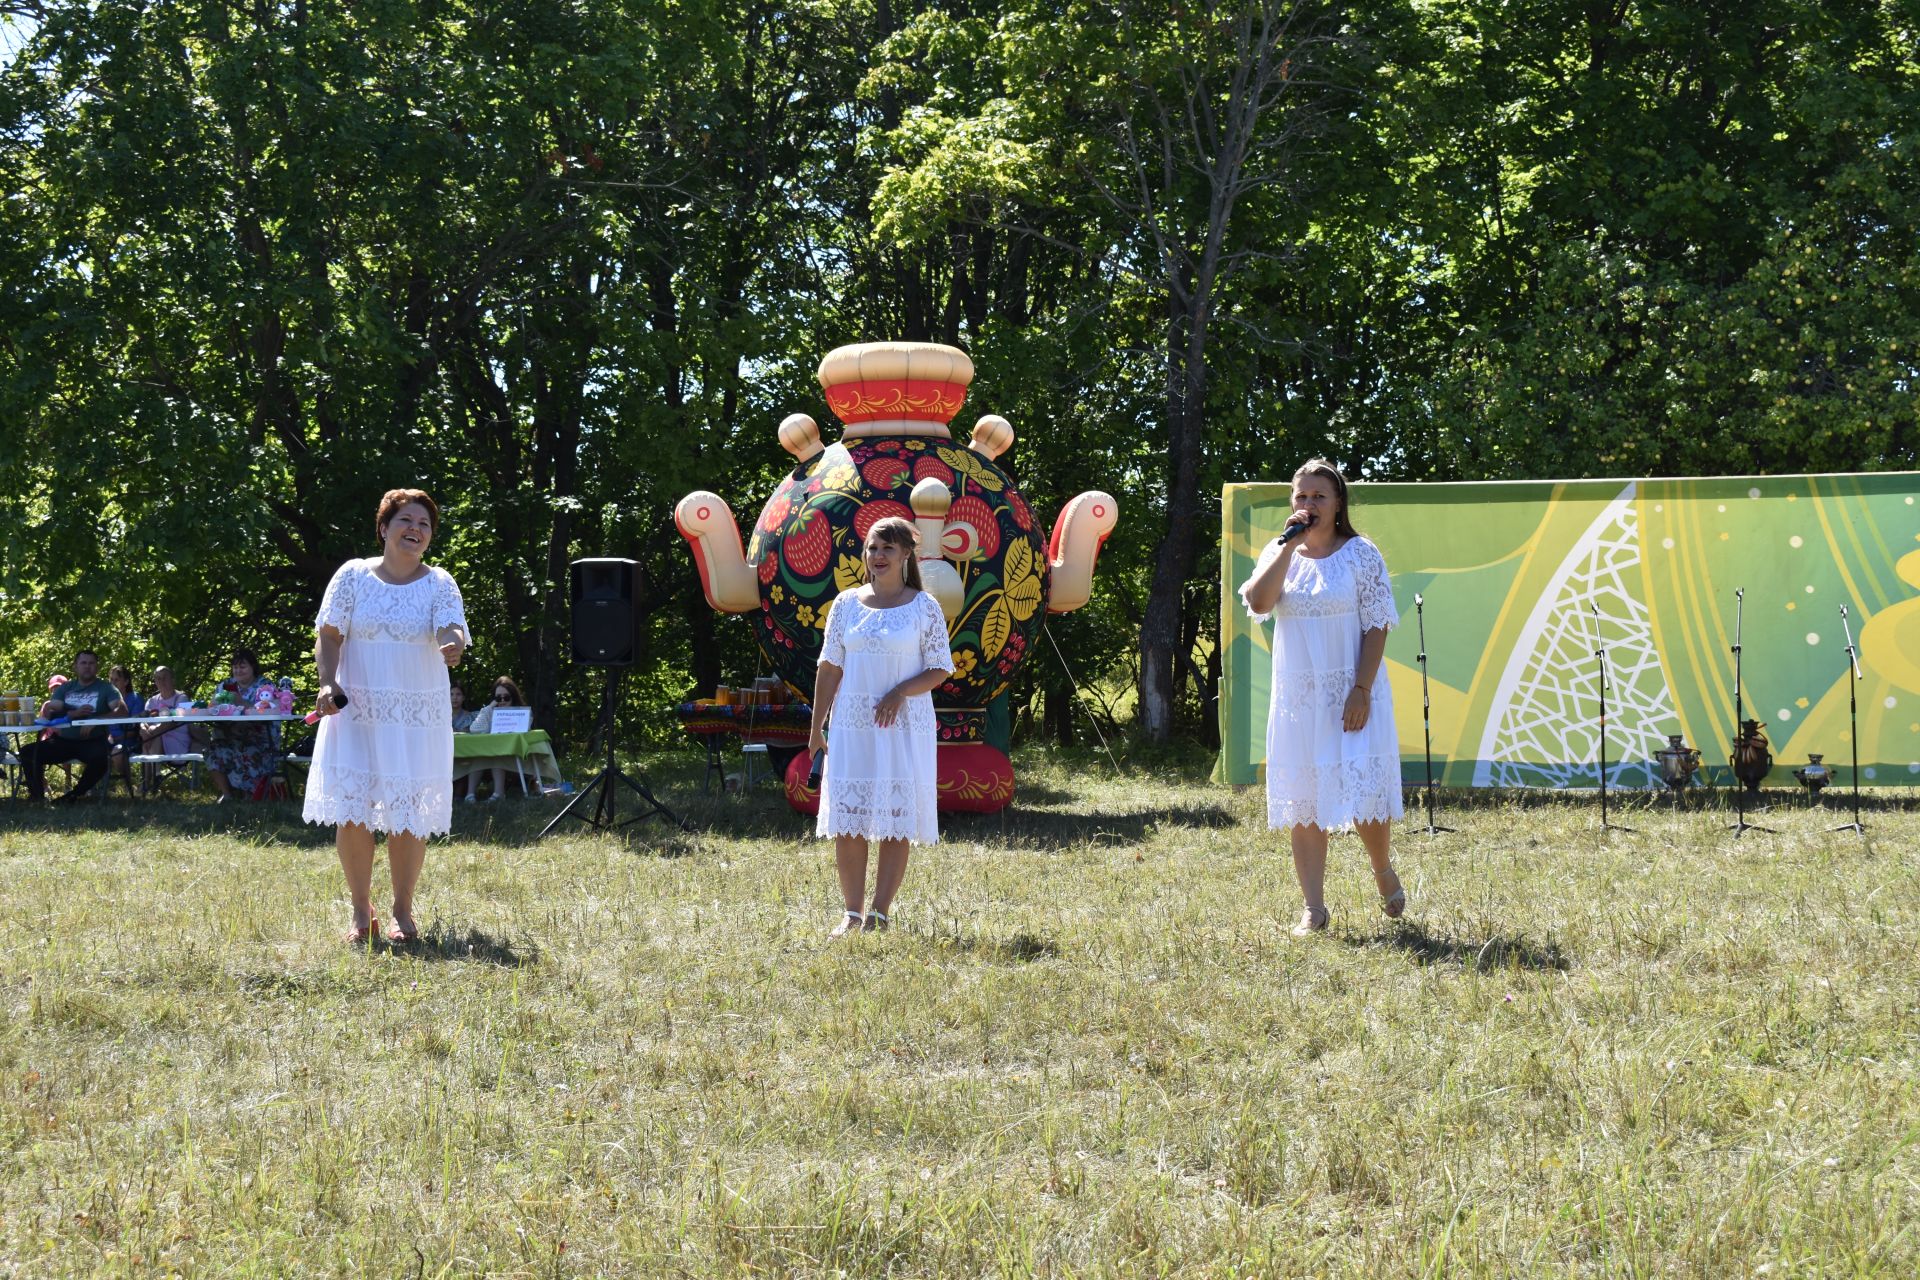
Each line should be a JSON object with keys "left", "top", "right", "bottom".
{"left": 570, "top": 558, "right": 639, "bottom": 665}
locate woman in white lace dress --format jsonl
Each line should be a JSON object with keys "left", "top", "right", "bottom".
{"left": 1238, "top": 459, "right": 1405, "bottom": 935}
{"left": 305, "top": 489, "right": 469, "bottom": 945}
{"left": 807, "top": 516, "right": 953, "bottom": 937}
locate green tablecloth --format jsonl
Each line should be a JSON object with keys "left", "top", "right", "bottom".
{"left": 452, "top": 730, "right": 560, "bottom": 789}
{"left": 455, "top": 730, "right": 552, "bottom": 758}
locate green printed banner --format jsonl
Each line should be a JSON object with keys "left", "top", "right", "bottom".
{"left": 1220, "top": 473, "right": 1920, "bottom": 789}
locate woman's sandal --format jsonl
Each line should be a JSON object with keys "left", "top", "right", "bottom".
{"left": 345, "top": 915, "right": 378, "bottom": 946}
{"left": 386, "top": 919, "right": 421, "bottom": 945}
{"left": 1291, "top": 905, "right": 1331, "bottom": 937}
{"left": 829, "top": 910, "right": 865, "bottom": 938}
{"left": 1379, "top": 868, "right": 1408, "bottom": 919}
{"left": 861, "top": 910, "right": 890, "bottom": 933}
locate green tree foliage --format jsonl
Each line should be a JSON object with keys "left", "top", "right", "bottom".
{"left": 2, "top": 0, "right": 1912, "bottom": 744}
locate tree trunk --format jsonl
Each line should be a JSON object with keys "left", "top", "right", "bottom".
{"left": 1138, "top": 276, "right": 1207, "bottom": 742}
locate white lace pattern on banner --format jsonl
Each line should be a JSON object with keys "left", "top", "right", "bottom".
{"left": 1474, "top": 485, "right": 1679, "bottom": 789}
{"left": 819, "top": 777, "right": 939, "bottom": 843}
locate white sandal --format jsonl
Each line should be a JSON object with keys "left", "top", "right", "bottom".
{"left": 862, "top": 910, "right": 890, "bottom": 933}
{"left": 829, "top": 910, "right": 864, "bottom": 938}
{"left": 1291, "top": 905, "right": 1331, "bottom": 937}
{"left": 1379, "top": 867, "right": 1408, "bottom": 919}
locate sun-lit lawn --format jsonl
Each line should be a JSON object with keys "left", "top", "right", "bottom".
{"left": 1, "top": 748, "right": 1915, "bottom": 1276}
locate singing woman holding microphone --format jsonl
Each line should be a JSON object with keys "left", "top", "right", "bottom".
{"left": 807, "top": 516, "right": 953, "bottom": 937}
{"left": 1239, "top": 459, "right": 1406, "bottom": 935}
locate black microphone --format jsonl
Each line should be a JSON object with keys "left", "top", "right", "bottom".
{"left": 806, "top": 748, "right": 825, "bottom": 789}
{"left": 305, "top": 691, "right": 350, "bottom": 725}
{"left": 1278, "top": 513, "right": 1317, "bottom": 544}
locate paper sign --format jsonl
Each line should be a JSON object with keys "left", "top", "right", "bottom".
{"left": 489, "top": 707, "right": 532, "bottom": 734}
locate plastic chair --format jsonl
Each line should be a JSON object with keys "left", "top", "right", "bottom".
{"left": 128, "top": 752, "right": 205, "bottom": 797}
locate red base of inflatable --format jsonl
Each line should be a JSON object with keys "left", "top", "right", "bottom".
{"left": 785, "top": 743, "right": 1014, "bottom": 815}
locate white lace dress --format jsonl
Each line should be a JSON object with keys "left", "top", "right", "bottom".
{"left": 816, "top": 589, "right": 952, "bottom": 844}
{"left": 1239, "top": 536, "right": 1403, "bottom": 831}
{"left": 302, "top": 558, "right": 468, "bottom": 838}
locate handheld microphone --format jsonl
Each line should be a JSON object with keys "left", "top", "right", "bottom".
{"left": 1278, "top": 513, "right": 1317, "bottom": 544}
{"left": 806, "top": 748, "right": 825, "bottom": 789}
{"left": 305, "top": 691, "right": 349, "bottom": 725}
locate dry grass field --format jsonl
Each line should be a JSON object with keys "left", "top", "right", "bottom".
{"left": 1, "top": 748, "right": 1915, "bottom": 1276}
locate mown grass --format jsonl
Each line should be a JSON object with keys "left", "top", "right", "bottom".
{"left": 1, "top": 749, "right": 1916, "bottom": 1276}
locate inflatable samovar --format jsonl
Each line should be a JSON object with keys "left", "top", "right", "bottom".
{"left": 675, "top": 342, "right": 1118, "bottom": 814}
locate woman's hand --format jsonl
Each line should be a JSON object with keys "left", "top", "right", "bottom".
{"left": 873, "top": 688, "right": 908, "bottom": 728}
{"left": 1342, "top": 685, "right": 1371, "bottom": 732}
{"left": 315, "top": 684, "right": 346, "bottom": 718}
{"left": 437, "top": 626, "right": 467, "bottom": 668}
{"left": 808, "top": 726, "right": 827, "bottom": 757}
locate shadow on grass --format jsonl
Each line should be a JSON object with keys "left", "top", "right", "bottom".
{"left": 1349, "top": 919, "right": 1571, "bottom": 972}
{"left": 0, "top": 797, "right": 344, "bottom": 847}
{"left": 914, "top": 925, "right": 1061, "bottom": 964}
{"left": 0, "top": 791, "right": 711, "bottom": 855}
{"left": 942, "top": 803, "right": 1240, "bottom": 851}
{"left": 375, "top": 923, "right": 537, "bottom": 967}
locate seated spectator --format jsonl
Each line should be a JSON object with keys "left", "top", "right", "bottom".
{"left": 23, "top": 648, "right": 126, "bottom": 802}
{"left": 105, "top": 664, "right": 147, "bottom": 779}
{"left": 463, "top": 676, "right": 529, "bottom": 802}
{"left": 202, "top": 647, "right": 280, "bottom": 801}
{"left": 139, "top": 666, "right": 194, "bottom": 756}
{"left": 450, "top": 679, "right": 478, "bottom": 733}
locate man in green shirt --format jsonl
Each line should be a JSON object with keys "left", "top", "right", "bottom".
{"left": 24, "top": 649, "right": 127, "bottom": 801}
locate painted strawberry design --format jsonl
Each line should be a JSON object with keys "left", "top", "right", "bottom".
{"left": 947, "top": 494, "right": 1000, "bottom": 559}
{"left": 853, "top": 498, "right": 914, "bottom": 541}
{"left": 912, "top": 456, "right": 955, "bottom": 487}
{"left": 759, "top": 491, "right": 793, "bottom": 533}
{"left": 862, "top": 456, "right": 912, "bottom": 491}
{"left": 1007, "top": 489, "right": 1034, "bottom": 532}
{"left": 758, "top": 553, "right": 778, "bottom": 584}
{"left": 784, "top": 510, "right": 832, "bottom": 576}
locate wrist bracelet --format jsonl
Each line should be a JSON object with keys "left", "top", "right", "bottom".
{"left": 1353, "top": 683, "right": 1369, "bottom": 692}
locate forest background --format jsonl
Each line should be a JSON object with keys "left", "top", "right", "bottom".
{"left": 1, "top": 0, "right": 1914, "bottom": 751}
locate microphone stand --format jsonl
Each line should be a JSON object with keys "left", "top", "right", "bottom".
{"left": 1831, "top": 605, "right": 1867, "bottom": 835}
{"left": 1727, "top": 587, "right": 1773, "bottom": 836}
{"left": 1590, "top": 604, "right": 1633, "bottom": 833}
{"left": 1412, "top": 593, "right": 1452, "bottom": 835}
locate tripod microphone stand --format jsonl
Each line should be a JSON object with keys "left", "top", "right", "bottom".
{"left": 1412, "top": 593, "right": 1452, "bottom": 834}
{"left": 1726, "top": 587, "right": 1773, "bottom": 836}
{"left": 540, "top": 667, "right": 683, "bottom": 838}
{"left": 1831, "top": 605, "right": 1867, "bottom": 836}
{"left": 1589, "top": 604, "right": 1633, "bottom": 833}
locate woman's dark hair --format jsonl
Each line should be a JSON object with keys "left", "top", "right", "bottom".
{"left": 1292, "top": 458, "right": 1359, "bottom": 538}
{"left": 449, "top": 679, "right": 468, "bottom": 699}
{"left": 108, "top": 664, "right": 132, "bottom": 688}
{"left": 863, "top": 516, "right": 923, "bottom": 590}
{"left": 230, "top": 648, "right": 260, "bottom": 676}
{"left": 376, "top": 488, "right": 440, "bottom": 540}
{"left": 491, "top": 676, "right": 525, "bottom": 706}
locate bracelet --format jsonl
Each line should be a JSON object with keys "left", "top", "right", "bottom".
{"left": 1353, "top": 683, "right": 1369, "bottom": 692}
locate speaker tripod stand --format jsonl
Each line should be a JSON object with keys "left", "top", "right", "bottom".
{"left": 540, "top": 668, "right": 684, "bottom": 838}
